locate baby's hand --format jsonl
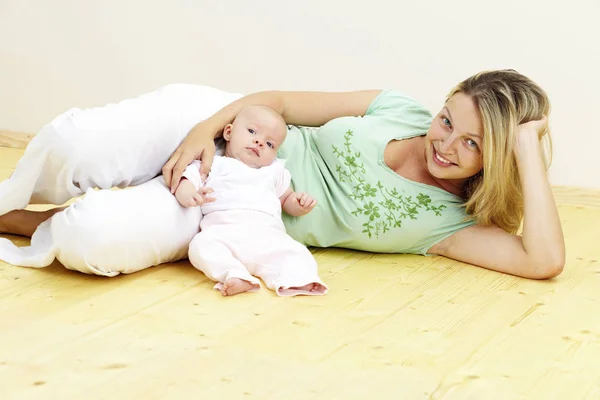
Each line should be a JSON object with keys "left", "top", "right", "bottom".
{"left": 288, "top": 192, "right": 317, "bottom": 216}
{"left": 175, "top": 179, "right": 215, "bottom": 208}
{"left": 295, "top": 193, "right": 317, "bottom": 211}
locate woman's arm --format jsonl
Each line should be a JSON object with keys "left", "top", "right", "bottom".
{"left": 200, "top": 90, "right": 382, "bottom": 136}
{"left": 429, "top": 118, "right": 565, "bottom": 279}
{"left": 163, "top": 90, "right": 382, "bottom": 190}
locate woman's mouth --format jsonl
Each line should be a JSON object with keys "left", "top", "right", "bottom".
{"left": 433, "top": 147, "right": 456, "bottom": 167}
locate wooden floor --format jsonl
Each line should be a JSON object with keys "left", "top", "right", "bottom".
{"left": 1, "top": 146, "right": 599, "bottom": 400}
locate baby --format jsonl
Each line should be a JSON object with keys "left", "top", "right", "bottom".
{"left": 174, "top": 105, "right": 328, "bottom": 297}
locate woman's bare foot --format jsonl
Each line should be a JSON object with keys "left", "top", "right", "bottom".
{"left": 220, "top": 278, "right": 259, "bottom": 296}
{"left": 0, "top": 207, "right": 65, "bottom": 237}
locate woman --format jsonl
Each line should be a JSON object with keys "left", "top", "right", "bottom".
{"left": 162, "top": 69, "right": 564, "bottom": 279}
{"left": 0, "top": 69, "right": 565, "bottom": 279}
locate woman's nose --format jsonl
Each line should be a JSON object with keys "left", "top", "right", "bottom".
{"left": 439, "top": 134, "right": 457, "bottom": 154}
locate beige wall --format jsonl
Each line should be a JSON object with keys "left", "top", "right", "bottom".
{"left": 1, "top": 0, "right": 598, "bottom": 188}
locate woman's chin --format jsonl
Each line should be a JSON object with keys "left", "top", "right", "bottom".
{"left": 427, "top": 161, "right": 453, "bottom": 178}
{"left": 428, "top": 165, "right": 470, "bottom": 182}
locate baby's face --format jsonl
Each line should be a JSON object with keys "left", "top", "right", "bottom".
{"left": 224, "top": 108, "right": 287, "bottom": 168}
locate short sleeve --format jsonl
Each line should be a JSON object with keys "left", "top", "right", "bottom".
{"left": 274, "top": 163, "right": 292, "bottom": 198}
{"left": 413, "top": 206, "right": 478, "bottom": 256}
{"left": 365, "top": 89, "right": 433, "bottom": 140}
{"left": 182, "top": 160, "right": 203, "bottom": 190}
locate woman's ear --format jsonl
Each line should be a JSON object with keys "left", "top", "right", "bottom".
{"left": 223, "top": 124, "right": 233, "bottom": 141}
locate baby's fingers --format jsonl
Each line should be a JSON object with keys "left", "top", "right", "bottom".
{"left": 298, "top": 193, "right": 310, "bottom": 207}
{"left": 198, "top": 187, "right": 214, "bottom": 195}
{"left": 307, "top": 198, "right": 317, "bottom": 209}
{"left": 192, "top": 193, "right": 207, "bottom": 206}
{"left": 199, "top": 187, "right": 216, "bottom": 203}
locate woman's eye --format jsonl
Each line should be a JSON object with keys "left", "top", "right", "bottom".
{"left": 466, "top": 139, "right": 478, "bottom": 149}
{"left": 442, "top": 117, "right": 452, "bottom": 128}
{"left": 248, "top": 129, "right": 255, "bottom": 134}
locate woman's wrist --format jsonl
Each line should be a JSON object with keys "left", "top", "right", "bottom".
{"left": 189, "top": 118, "right": 224, "bottom": 140}
{"left": 514, "top": 117, "right": 548, "bottom": 165}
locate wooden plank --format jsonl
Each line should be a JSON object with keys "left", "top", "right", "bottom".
{"left": 0, "top": 130, "right": 34, "bottom": 149}
{"left": 552, "top": 186, "right": 600, "bottom": 209}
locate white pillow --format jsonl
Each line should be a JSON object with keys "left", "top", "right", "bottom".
{"left": 0, "top": 84, "right": 242, "bottom": 216}
{"left": 0, "top": 176, "right": 201, "bottom": 276}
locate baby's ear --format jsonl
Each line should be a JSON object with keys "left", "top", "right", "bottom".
{"left": 223, "top": 124, "right": 233, "bottom": 141}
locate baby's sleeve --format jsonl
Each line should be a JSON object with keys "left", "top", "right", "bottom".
{"left": 181, "top": 160, "right": 203, "bottom": 190}
{"left": 274, "top": 167, "right": 292, "bottom": 198}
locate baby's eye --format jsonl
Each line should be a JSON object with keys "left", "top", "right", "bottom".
{"left": 248, "top": 129, "right": 255, "bottom": 134}
{"left": 267, "top": 142, "right": 274, "bottom": 149}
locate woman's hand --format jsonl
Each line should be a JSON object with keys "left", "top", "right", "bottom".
{"left": 518, "top": 115, "right": 548, "bottom": 138}
{"left": 514, "top": 116, "right": 548, "bottom": 160}
{"left": 162, "top": 123, "right": 217, "bottom": 193}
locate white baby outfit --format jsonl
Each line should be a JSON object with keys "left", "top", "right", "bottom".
{"left": 183, "top": 157, "right": 328, "bottom": 296}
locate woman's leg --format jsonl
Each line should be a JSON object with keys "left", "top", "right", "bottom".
{"left": 0, "top": 208, "right": 65, "bottom": 237}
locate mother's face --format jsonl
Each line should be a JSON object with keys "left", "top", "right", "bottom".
{"left": 424, "top": 92, "right": 484, "bottom": 186}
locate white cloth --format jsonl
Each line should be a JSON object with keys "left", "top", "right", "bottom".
{"left": 0, "top": 177, "right": 201, "bottom": 276}
{"left": 0, "top": 84, "right": 242, "bottom": 216}
{"left": 188, "top": 210, "right": 328, "bottom": 296}
{"left": 0, "top": 83, "right": 241, "bottom": 275}
{"left": 182, "top": 156, "right": 291, "bottom": 219}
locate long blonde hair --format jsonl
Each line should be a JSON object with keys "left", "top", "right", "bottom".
{"left": 449, "top": 69, "right": 552, "bottom": 233}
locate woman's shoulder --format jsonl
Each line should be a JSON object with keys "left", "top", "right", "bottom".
{"left": 366, "top": 89, "right": 433, "bottom": 120}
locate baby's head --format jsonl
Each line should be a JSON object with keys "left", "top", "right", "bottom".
{"left": 223, "top": 105, "right": 287, "bottom": 168}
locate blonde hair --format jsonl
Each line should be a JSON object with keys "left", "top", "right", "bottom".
{"left": 449, "top": 69, "right": 552, "bottom": 233}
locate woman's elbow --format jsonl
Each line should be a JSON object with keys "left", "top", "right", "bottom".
{"left": 528, "top": 255, "right": 566, "bottom": 280}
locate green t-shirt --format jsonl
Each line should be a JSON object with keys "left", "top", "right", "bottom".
{"left": 278, "top": 89, "right": 476, "bottom": 255}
